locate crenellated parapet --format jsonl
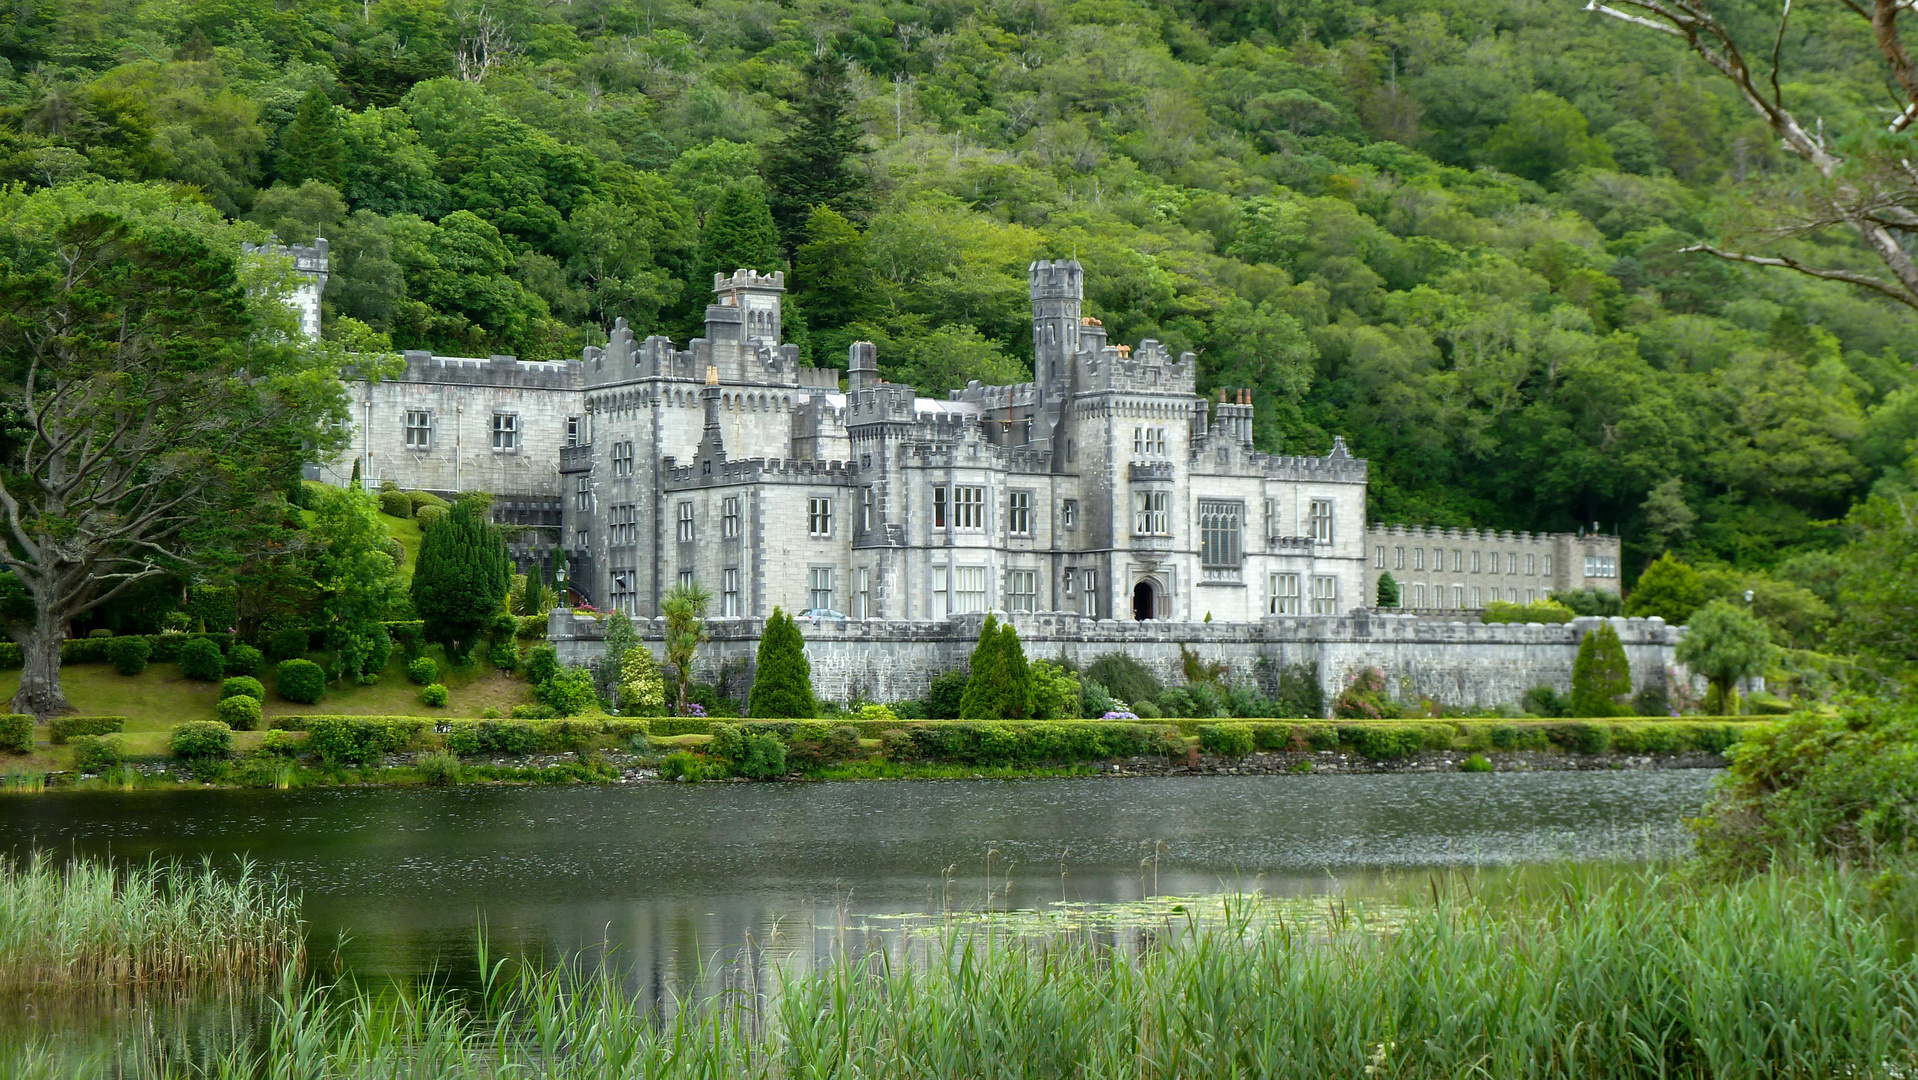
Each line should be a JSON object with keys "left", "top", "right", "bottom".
{"left": 390, "top": 350, "right": 584, "bottom": 389}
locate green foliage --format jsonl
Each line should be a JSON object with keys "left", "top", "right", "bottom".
{"left": 176, "top": 637, "right": 224, "bottom": 681}
{"left": 410, "top": 500, "right": 511, "bottom": 660}
{"left": 0, "top": 714, "right": 31, "bottom": 754}
{"left": 107, "top": 636, "right": 152, "bottom": 676}
{"left": 1571, "top": 626, "right": 1634, "bottom": 717}
{"left": 885, "top": 721, "right": 1181, "bottom": 767}
{"left": 1482, "top": 599, "right": 1576, "bottom": 625}
{"left": 419, "top": 683, "right": 449, "bottom": 708}
{"left": 1628, "top": 555, "right": 1711, "bottom": 624}
{"left": 220, "top": 677, "right": 265, "bottom": 702}
{"left": 378, "top": 489, "right": 413, "bottom": 518}
{"left": 748, "top": 608, "right": 816, "bottom": 718}
{"left": 279, "top": 90, "right": 345, "bottom": 187}
{"left": 266, "top": 627, "right": 311, "bottom": 662}
{"left": 765, "top": 54, "right": 873, "bottom": 249}
{"left": 224, "top": 644, "right": 263, "bottom": 677}
{"left": 619, "top": 644, "right": 667, "bottom": 716}
{"left": 520, "top": 645, "right": 560, "bottom": 688}
{"left": 46, "top": 716, "right": 124, "bottom": 743}
{"left": 305, "top": 716, "right": 427, "bottom": 765}
{"left": 536, "top": 667, "right": 597, "bottom": 717}
{"left": 695, "top": 183, "right": 781, "bottom": 286}
{"left": 1375, "top": 573, "right": 1401, "bottom": 608}
{"left": 1460, "top": 754, "right": 1495, "bottom": 772}
{"left": 1198, "top": 723, "right": 1255, "bottom": 756}
{"left": 274, "top": 659, "right": 326, "bottom": 704}
{"left": 926, "top": 670, "right": 969, "bottom": 720}
{"left": 1085, "top": 655, "right": 1162, "bottom": 709}
{"left": 657, "top": 752, "right": 711, "bottom": 782}
{"left": 170, "top": 721, "right": 232, "bottom": 760}
{"left": 1553, "top": 589, "right": 1626, "bottom": 617}
{"left": 1332, "top": 668, "right": 1401, "bottom": 720}
{"left": 215, "top": 695, "right": 262, "bottom": 731}
{"left": 710, "top": 723, "right": 788, "bottom": 779}
{"left": 407, "top": 657, "right": 438, "bottom": 685}
{"left": 70, "top": 734, "right": 122, "bottom": 772}
{"left": 1524, "top": 685, "right": 1573, "bottom": 719}
{"left": 1835, "top": 494, "right": 1918, "bottom": 668}
{"left": 661, "top": 581, "right": 710, "bottom": 713}
{"left": 1030, "top": 661, "right": 1082, "bottom": 721}
{"left": 1676, "top": 601, "right": 1774, "bottom": 715}
{"left": 1273, "top": 663, "right": 1326, "bottom": 720}
{"left": 414, "top": 750, "right": 460, "bottom": 786}
{"left": 959, "top": 616, "right": 1034, "bottom": 720}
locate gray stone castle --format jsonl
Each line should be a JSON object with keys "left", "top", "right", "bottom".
{"left": 294, "top": 249, "right": 1652, "bottom": 708}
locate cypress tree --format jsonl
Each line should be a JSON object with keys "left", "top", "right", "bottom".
{"left": 1376, "top": 572, "right": 1401, "bottom": 607}
{"left": 958, "top": 614, "right": 1001, "bottom": 719}
{"left": 410, "top": 499, "right": 510, "bottom": 659}
{"left": 1570, "top": 624, "right": 1633, "bottom": 717}
{"left": 763, "top": 52, "right": 872, "bottom": 250}
{"left": 749, "top": 607, "right": 816, "bottom": 718}
{"left": 278, "top": 88, "right": 345, "bottom": 187}
{"left": 960, "top": 615, "right": 1035, "bottom": 719}
{"left": 995, "top": 622, "right": 1034, "bottom": 719}
{"left": 695, "top": 182, "right": 782, "bottom": 285}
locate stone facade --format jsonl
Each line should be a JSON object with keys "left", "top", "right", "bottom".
{"left": 1364, "top": 525, "right": 1623, "bottom": 611}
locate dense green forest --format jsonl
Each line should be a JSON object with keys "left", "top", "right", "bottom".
{"left": 1, "top": 0, "right": 1913, "bottom": 594}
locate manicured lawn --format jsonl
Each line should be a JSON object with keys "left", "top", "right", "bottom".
{"left": 381, "top": 511, "right": 424, "bottom": 576}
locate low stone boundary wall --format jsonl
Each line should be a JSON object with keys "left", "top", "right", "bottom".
{"left": 550, "top": 610, "right": 1685, "bottom": 716}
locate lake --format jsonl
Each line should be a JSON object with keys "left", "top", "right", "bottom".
{"left": 1, "top": 770, "right": 1717, "bottom": 994}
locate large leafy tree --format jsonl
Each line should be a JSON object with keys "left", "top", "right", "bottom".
{"left": 1676, "top": 600, "right": 1774, "bottom": 715}
{"left": 310, "top": 487, "right": 402, "bottom": 683}
{"left": 410, "top": 498, "right": 510, "bottom": 659}
{"left": 0, "top": 182, "right": 348, "bottom": 716}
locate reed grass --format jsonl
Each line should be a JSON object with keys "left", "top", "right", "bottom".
{"left": 17, "top": 865, "right": 1917, "bottom": 1078}
{"left": 0, "top": 854, "right": 304, "bottom": 990}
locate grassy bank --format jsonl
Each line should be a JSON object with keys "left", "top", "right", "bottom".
{"left": 0, "top": 854, "right": 303, "bottom": 991}
{"left": 10, "top": 865, "right": 1914, "bottom": 1078}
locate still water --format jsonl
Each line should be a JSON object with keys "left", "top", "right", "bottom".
{"left": 1, "top": 771, "right": 1717, "bottom": 989}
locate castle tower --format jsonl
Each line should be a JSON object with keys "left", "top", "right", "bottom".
{"left": 1028, "top": 259, "right": 1082, "bottom": 393}
{"left": 708, "top": 269, "right": 785, "bottom": 345}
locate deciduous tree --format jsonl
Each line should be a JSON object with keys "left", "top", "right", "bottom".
{"left": 1676, "top": 600, "right": 1773, "bottom": 715}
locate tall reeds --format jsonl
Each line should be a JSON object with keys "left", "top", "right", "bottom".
{"left": 18, "top": 865, "right": 1916, "bottom": 1078}
{"left": 0, "top": 853, "right": 304, "bottom": 990}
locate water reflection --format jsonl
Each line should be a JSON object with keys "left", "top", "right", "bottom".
{"left": 2, "top": 770, "right": 1715, "bottom": 992}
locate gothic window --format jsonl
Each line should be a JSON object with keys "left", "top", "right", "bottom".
{"left": 1452, "top": 584, "right": 1465, "bottom": 608}
{"left": 953, "top": 486, "right": 984, "bottom": 530}
{"left": 1310, "top": 575, "right": 1340, "bottom": 615}
{"left": 1394, "top": 546, "right": 1405, "bottom": 570}
{"left": 1007, "top": 491, "right": 1031, "bottom": 536}
{"left": 1265, "top": 499, "right": 1277, "bottom": 540}
{"left": 1374, "top": 545, "right": 1386, "bottom": 569}
{"left": 676, "top": 501, "right": 694, "bottom": 542}
{"left": 1006, "top": 570, "right": 1036, "bottom": 612}
{"left": 1543, "top": 555, "right": 1554, "bottom": 576}
{"left": 808, "top": 567, "right": 834, "bottom": 610}
{"left": 1451, "top": 549, "right": 1462, "bottom": 571}
{"left": 1269, "top": 573, "right": 1301, "bottom": 616}
{"left": 1490, "top": 551, "right": 1501, "bottom": 574}
{"left": 1471, "top": 586, "right": 1482, "bottom": 608}
{"left": 1132, "top": 491, "right": 1169, "bottom": 535}
{"left": 721, "top": 568, "right": 741, "bottom": 617}
{"left": 1061, "top": 499, "right": 1077, "bottom": 529}
{"left": 955, "top": 567, "right": 988, "bottom": 613}
{"left": 1413, "top": 582, "right": 1426, "bottom": 607}
{"left": 1472, "top": 551, "right": 1482, "bottom": 573}
{"left": 1198, "top": 501, "right": 1242, "bottom": 567}
{"left": 721, "top": 497, "right": 740, "bottom": 539}
{"left": 612, "top": 505, "right": 639, "bottom": 546}
{"left": 1309, "top": 500, "right": 1334, "bottom": 543}
{"left": 1525, "top": 553, "right": 1537, "bottom": 575}
{"left": 808, "top": 497, "right": 832, "bottom": 537}
{"left": 1413, "top": 548, "right": 1424, "bottom": 571}
{"left": 404, "top": 410, "right": 432, "bottom": 449}
{"left": 1525, "top": 588, "right": 1537, "bottom": 604}
{"left": 490, "top": 412, "right": 518, "bottom": 452}
{"left": 861, "top": 487, "right": 874, "bottom": 533}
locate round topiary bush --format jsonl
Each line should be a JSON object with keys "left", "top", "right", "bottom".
{"left": 378, "top": 488, "right": 413, "bottom": 518}
{"left": 266, "top": 626, "right": 310, "bottom": 662}
{"left": 170, "top": 720, "right": 232, "bottom": 760}
{"left": 215, "top": 694, "right": 262, "bottom": 730}
{"left": 176, "top": 636, "right": 225, "bottom": 681}
{"left": 220, "top": 676, "right": 265, "bottom": 701}
{"left": 414, "top": 504, "right": 447, "bottom": 531}
{"left": 275, "top": 659, "right": 326, "bottom": 704}
{"left": 106, "top": 636, "right": 152, "bottom": 676}
{"left": 406, "top": 656, "right": 438, "bottom": 685}
{"left": 419, "top": 682, "right": 449, "bottom": 707}
{"left": 225, "top": 643, "right": 263, "bottom": 677}
{"left": 86, "top": 628, "right": 113, "bottom": 639}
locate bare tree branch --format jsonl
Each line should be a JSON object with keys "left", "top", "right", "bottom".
{"left": 1680, "top": 242, "right": 1918, "bottom": 302}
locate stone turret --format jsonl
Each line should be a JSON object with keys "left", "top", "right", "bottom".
{"left": 707, "top": 268, "right": 785, "bottom": 345}
{"left": 1029, "top": 259, "right": 1082, "bottom": 393}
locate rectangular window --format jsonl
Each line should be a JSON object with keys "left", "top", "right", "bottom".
{"left": 676, "top": 501, "right": 694, "bottom": 542}
{"left": 1310, "top": 575, "right": 1339, "bottom": 615}
{"left": 1525, "top": 588, "right": 1536, "bottom": 604}
{"left": 860, "top": 487, "right": 874, "bottom": 533}
{"left": 808, "top": 497, "right": 832, "bottom": 537}
{"left": 611, "top": 441, "right": 634, "bottom": 478}
{"left": 574, "top": 529, "right": 589, "bottom": 549}
{"left": 1413, "top": 582, "right": 1426, "bottom": 607}
{"left": 1007, "top": 491, "right": 1031, "bottom": 536}
{"left": 610, "top": 504, "right": 638, "bottom": 546}
{"left": 404, "top": 409, "right": 432, "bottom": 449}
{"left": 1490, "top": 552, "right": 1500, "bottom": 574}
{"left": 721, "top": 568, "right": 740, "bottom": 617}
{"left": 1472, "top": 551, "right": 1482, "bottom": 573}
{"left": 1132, "top": 491, "right": 1169, "bottom": 535}
{"left": 1374, "top": 545, "right": 1386, "bottom": 569}
{"left": 1062, "top": 499, "right": 1077, "bottom": 528}
{"left": 610, "top": 570, "right": 637, "bottom": 612}
{"left": 1081, "top": 569, "right": 1098, "bottom": 616}
{"left": 1584, "top": 555, "right": 1619, "bottom": 577}
{"left": 566, "top": 416, "right": 583, "bottom": 447}
{"left": 856, "top": 567, "right": 871, "bottom": 619}
{"left": 1452, "top": 584, "right": 1464, "bottom": 608}
{"left": 1133, "top": 426, "right": 1144, "bottom": 454}
{"left": 574, "top": 475, "right": 590, "bottom": 512}
{"left": 1413, "top": 548, "right": 1424, "bottom": 571}
{"left": 1007, "top": 569, "right": 1036, "bottom": 612}
{"left": 808, "top": 567, "right": 834, "bottom": 610}
{"left": 678, "top": 569, "right": 695, "bottom": 590}
{"left": 934, "top": 486, "right": 948, "bottom": 528}
{"left": 490, "top": 412, "right": 518, "bottom": 452}
{"left": 1394, "top": 546, "right": 1405, "bottom": 570}
{"left": 1452, "top": 549, "right": 1462, "bottom": 572}
{"left": 1198, "top": 500, "right": 1243, "bottom": 567}
{"left": 954, "top": 567, "right": 987, "bottom": 613}
{"left": 1269, "top": 573, "right": 1302, "bottom": 615}
{"left": 1309, "top": 500, "right": 1334, "bottom": 543}
{"left": 721, "top": 496, "right": 740, "bottom": 539}
{"left": 1543, "top": 555, "right": 1554, "bottom": 576}
{"left": 1470, "top": 586, "right": 1482, "bottom": 608}
{"left": 1265, "top": 499, "right": 1277, "bottom": 539}
{"left": 1508, "top": 587, "right": 1519, "bottom": 603}
{"left": 1525, "top": 553, "right": 1537, "bottom": 576}
{"left": 953, "top": 486, "right": 984, "bottom": 530}
{"left": 931, "top": 566, "right": 949, "bottom": 619}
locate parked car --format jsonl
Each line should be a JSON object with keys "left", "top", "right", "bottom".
{"left": 796, "top": 607, "right": 849, "bottom": 622}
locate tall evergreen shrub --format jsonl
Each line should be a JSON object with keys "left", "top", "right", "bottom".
{"left": 960, "top": 616, "right": 1034, "bottom": 719}
{"left": 1571, "top": 624, "right": 1634, "bottom": 717}
{"left": 749, "top": 608, "right": 816, "bottom": 718}
{"left": 410, "top": 500, "right": 511, "bottom": 659}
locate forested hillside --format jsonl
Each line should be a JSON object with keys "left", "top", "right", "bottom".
{"left": 2, "top": 0, "right": 1913, "bottom": 586}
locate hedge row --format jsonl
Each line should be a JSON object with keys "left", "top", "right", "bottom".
{"left": 879, "top": 721, "right": 1183, "bottom": 766}
{"left": 0, "top": 714, "right": 30, "bottom": 753}
{"left": 47, "top": 716, "right": 127, "bottom": 744}
{"left": 0, "top": 633, "right": 242, "bottom": 670}
{"left": 266, "top": 715, "right": 650, "bottom": 763}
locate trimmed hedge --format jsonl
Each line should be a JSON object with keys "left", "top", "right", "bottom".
{"left": 880, "top": 721, "right": 1183, "bottom": 766}
{"left": 176, "top": 636, "right": 225, "bottom": 681}
{"left": 220, "top": 677, "right": 266, "bottom": 701}
{"left": 107, "top": 636, "right": 152, "bottom": 675}
{"left": 35, "top": 633, "right": 239, "bottom": 669}
{"left": 443, "top": 718, "right": 642, "bottom": 757}
{"left": 225, "top": 644, "right": 264, "bottom": 676}
{"left": 306, "top": 717, "right": 432, "bottom": 765}
{"left": 170, "top": 721, "right": 232, "bottom": 759}
{"left": 71, "top": 734, "right": 121, "bottom": 772}
{"left": 0, "top": 714, "right": 31, "bottom": 754}
{"left": 1198, "top": 723, "right": 1254, "bottom": 757}
{"left": 47, "top": 715, "right": 127, "bottom": 744}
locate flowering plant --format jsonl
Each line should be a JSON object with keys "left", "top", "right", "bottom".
{"left": 678, "top": 702, "right": 707, "bottom": 718}
{"left": 1102, "top": 711, "right": 1139, "bottom": 720}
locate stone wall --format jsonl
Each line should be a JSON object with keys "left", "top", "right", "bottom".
{"left": 548, "top": 610, "right": 1682, "bottom": 715}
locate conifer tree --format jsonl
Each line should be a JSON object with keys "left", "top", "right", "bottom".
{"left": 1570, "top": 624, "right": 1633, "bottom": 717}
{"left": 694, "top": 182, "right": 782, "bottom": 286}
{"left": 959, "top": 615, "right": 1034, "bottom": 719}
{"left": 1376, "top": 572, "right": 1401, "bottom": 607}
{"left": 278, "top": 89, "right": 345, "bottom": 187}
{"left": 764, "top": 53, "right": 872, "bottom": 250}
{"left": 410, "top": 499, "right": 510, "bottom": 660}
{"left": 749, "top": 607, "right": 817, "bottom": 718}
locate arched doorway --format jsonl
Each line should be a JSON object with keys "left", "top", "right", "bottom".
{"left": 1132, "top": 580, "right": 1157, "bottom": 621}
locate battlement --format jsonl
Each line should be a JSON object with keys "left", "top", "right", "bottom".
{"left": 660, "top": 454, "right": 859, "bottom": 488}
{"left": 1028, "top": 258, "right": 1083, "bottom": 298}
{"left": 713, "top": 268, "right": 785, "bottom": 294}
{"left": 391, "top": 350, "right": 584, "bottom": 390}
{"left": 1080, "top": 340, "right": 1197, "bottom": 394}
{"left": 1367, "top": 523, "right": 1622, "bottom": 547}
